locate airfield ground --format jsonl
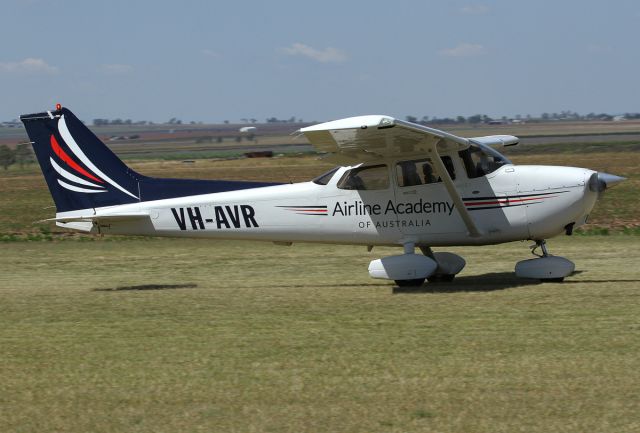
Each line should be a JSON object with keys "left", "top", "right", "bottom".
{"left": 0, "top": 125, "right": 639, "bottom": 432}
{"left": 1, "top": 237, "right": 639, "bottom": 432}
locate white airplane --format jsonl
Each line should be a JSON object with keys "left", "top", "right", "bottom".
{"left": 22, "top": 106, "right": 625, "bottom": 285}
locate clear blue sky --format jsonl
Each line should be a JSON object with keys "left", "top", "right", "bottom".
{"left": 2, "top": 0, "right": 639, "bottom": 123}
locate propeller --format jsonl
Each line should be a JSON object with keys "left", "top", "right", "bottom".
{"left": 588, "top": 172, "right": 626, "bottom": 193}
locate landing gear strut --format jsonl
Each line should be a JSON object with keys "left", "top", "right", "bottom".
{"left": 515, "top": 240, "right": 575, "bottom": 282}
{"left": 531, "top": 239, "right": 550, "bottom": 258}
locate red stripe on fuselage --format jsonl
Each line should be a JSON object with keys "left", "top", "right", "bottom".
{"left": 50, "top": 135, "right": 104, "bottom": 184}
{"left": 464, "top": 195, "right": 556, "bottom": 207}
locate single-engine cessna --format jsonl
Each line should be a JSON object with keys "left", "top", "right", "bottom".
{"left": 22, "top": 106, "right": 625, "bottom": 285}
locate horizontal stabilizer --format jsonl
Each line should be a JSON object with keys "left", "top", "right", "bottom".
{"left": 42, "top": 212, "right": 150, "bottom": 224}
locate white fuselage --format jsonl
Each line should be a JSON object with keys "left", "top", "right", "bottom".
{"left": 59, "top": 161, "right": 599, "bottom": 248}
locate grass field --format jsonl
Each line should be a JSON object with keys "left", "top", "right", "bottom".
{"left": 1, "top": 237, "right": 639, "bottom": 432}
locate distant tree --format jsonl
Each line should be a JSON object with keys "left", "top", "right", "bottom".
{"left": 0, "top": 145, "right": 16, "bottom": 170}
{"left": 467, "top": 114, "right": 483, "bottom": 124}
{"left": 288, "top": 116, "right": 296, "bottom": 123}
{"left": 405, "top": 115, "right": 418, "bottom": 123}
{"left": 421, "top": 116, "right": 430, "bottom": 123}
{"left": 250, "top": 118, "right": 257, "bottom": 124}
{"left": 456, "top": 116, "right": 466, "bottom": 124}
{"left": 241, "top": 118, "right": 248, "bottom": 123}
{"left": 541, "top": 113, "right": 550, "bottom": 120}
{"left": 14, "top": 143, "right": 33, "bottom": 168}
{"left": 223, "top": 120, "right": 229, "bottom": 124}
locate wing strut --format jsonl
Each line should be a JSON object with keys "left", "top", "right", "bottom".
{"left": 430, "top": 140, "right": 481, "bottom": 237}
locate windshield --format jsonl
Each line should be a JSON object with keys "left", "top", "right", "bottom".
{"left": 459, "top": 144, "right": 511, "bottom": 178}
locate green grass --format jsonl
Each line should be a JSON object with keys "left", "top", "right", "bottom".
{"left": 1, "top": 237, "right": 639, "bottom": 432}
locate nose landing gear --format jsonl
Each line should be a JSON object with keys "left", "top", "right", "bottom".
{"left": 515, "top": 240, "right": 575, "bottom": 282}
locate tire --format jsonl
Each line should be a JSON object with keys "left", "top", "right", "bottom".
{"left": 427, "top": 274, "right": 455, "bottom": 283}
{"left": 394, "top": 278, "right": 426, "bottom": 287}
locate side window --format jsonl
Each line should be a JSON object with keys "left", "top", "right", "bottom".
{"left": 396, "top": 159, "right": 440, "bottom": 187}
{"left": 337, "top": 165, "right": 389, "bottom": 190}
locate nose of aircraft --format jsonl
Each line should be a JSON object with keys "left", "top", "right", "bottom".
{"left": 588, "top": 172, "right": 627, "bottom": 193}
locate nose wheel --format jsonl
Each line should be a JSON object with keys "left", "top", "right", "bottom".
{"left": 515, "top": 240, "right": 575, "bottom": 282}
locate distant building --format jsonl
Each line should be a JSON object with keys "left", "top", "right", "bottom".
{"left": 1, "top": 120, "right": 23, "bottom": 128}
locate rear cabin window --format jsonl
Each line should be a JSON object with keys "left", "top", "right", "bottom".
{"left": 337, "top": 165, "right": 389, "bottom": 190}
{"left": 312, "top": 167, "right": 340, "bottom": 185}
{"left": 458, "top": 147, "right": 508, "bottom": 178}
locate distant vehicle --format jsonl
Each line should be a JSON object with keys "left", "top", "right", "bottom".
{"left": 21, "top": 106, "right": 625, "bottom": 285}
{"left": 108, "top": 135, "right": 139, "bottom": 141}
{"left": 239, "top": 126, "right": 257, "bottom": 133}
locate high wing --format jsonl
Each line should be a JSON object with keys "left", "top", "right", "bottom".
{"left": 299, "top": 116, "right": 516, "bottom": 238}
{"left": 298, "top": 115, "right": 470, "bottom": 164}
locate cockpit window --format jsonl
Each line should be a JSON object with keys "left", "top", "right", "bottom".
{"left": 312, "top": 167, "right": 340, "bottom": 185}
{"left": 458, "top": 146, "right": 509, "bottom": 178}
{"left": 337, "top": 164, "right": 389, "bottom": 190}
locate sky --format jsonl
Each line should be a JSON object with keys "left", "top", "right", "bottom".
{"left": 2, "top": 0, "right": 639, "bottom": 123}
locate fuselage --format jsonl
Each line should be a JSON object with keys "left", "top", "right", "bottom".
{"left": 66, "top": 158, "right": 599, "bottom": 248}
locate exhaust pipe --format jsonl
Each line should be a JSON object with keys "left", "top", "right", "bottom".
{"left": 589, "top": 172, "right": 626, "bottom": 193}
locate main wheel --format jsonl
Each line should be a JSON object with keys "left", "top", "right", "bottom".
{"left": 394, "top": 278, "right": 425, "bottom": 287}
{"left": 427, "top": 274, "right": 455, "bottom": 283}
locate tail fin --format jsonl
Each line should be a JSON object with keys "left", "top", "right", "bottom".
{"left": 21, "top": 107, "right": 140, "bottom": 212}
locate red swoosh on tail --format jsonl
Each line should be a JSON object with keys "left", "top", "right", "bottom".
{"left": 50, "top": 135, "right": 104, "bottom": 184}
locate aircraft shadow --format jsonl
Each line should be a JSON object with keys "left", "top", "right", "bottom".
{"left": 93, "top": 283, "right": 198, "bottom": 292}
{"left": 392, "top": 272, "right": 539, "bottom": 294}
